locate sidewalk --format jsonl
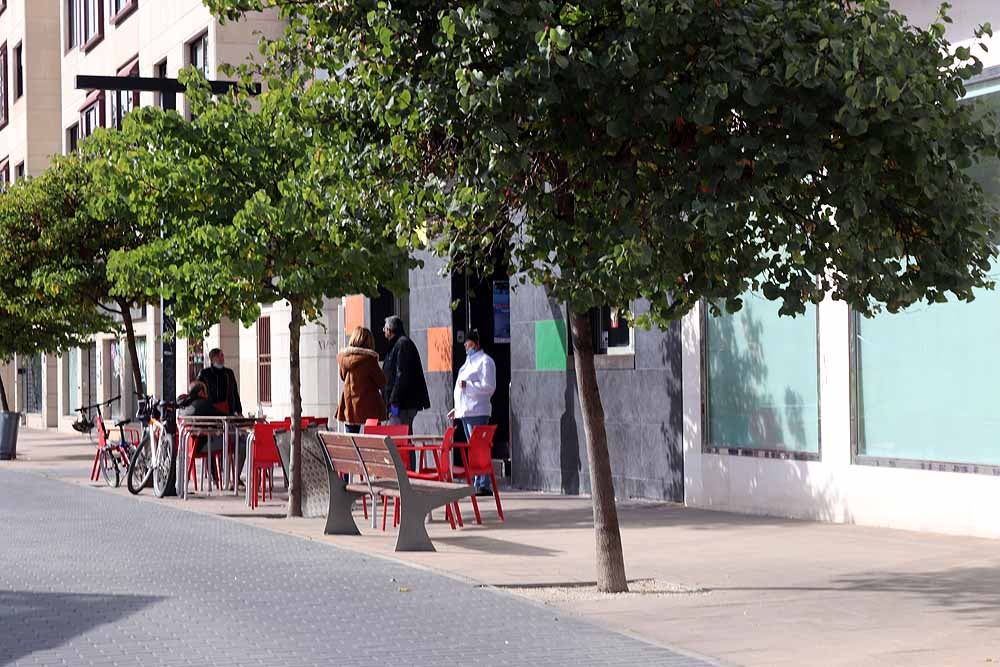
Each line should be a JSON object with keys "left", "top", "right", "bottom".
{"left": 7, "top": 428, "right": 1000, "bottom": 666}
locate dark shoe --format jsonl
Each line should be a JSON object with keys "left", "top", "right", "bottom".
{"left": 475, "top": 487, "right": 493, "bottom": 497}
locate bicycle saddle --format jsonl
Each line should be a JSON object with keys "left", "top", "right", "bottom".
{"left": 114, "top": 418, "right": 133, "bottom": 428}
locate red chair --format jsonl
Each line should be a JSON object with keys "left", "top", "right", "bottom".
{"left": 364, "top": 418, "right": 379, "bottom": 427}
{"left": 404, "top": 427, "right": 462, "bottom": 529}
{"left": 363, "top": 424, "right": 410, "bottom": 530}
{"left": 249, "top": 422, "right": 283, "bottom": 509}
{"left": 186, "top": 435, "right": 224, "bottom": 492}
{"left": 453, "top": 425, "right": 503, "bottom": 523}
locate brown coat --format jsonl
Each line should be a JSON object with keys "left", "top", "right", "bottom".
{"left": 336, "top": 346, "right": 387, "bottom": 425}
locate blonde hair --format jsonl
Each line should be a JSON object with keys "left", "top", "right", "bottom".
{"left": 349, "top": 326, "right": 375, "bottom": 350}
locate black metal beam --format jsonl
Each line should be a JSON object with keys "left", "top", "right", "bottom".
{"left": 75, "top": 75, "right": 261, "bottom": 97}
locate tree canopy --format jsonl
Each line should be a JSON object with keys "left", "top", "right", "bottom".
{"left": 103, "top": 69, "right": 418, "bottom": 515}
{"left": 205, "top": 0, "right": 1000, "bottom": 591}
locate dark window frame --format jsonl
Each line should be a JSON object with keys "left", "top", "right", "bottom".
{"left": 257, "top": 316, "right": 272, "bottom": 406}
{"left": 66, "top": 123, "right": 80, "bottom": 153}
{"left": 187, "top": 31, "right": 209, "bottom": 77}
{"left": 79, "top": 91, "right": 105, "bottom": 138}
{"left": 82, "top": 0, "right": 104, "bottom": 52}
{"left": 154, "top": 58, "right": 168, "bottom": 109}
{"left": 0, "top": 43, "right": 8, "bottom": 131}
{"left": 66, "top": 0, "right": 79, "bottom": 52}
{"left": 14, "top": 162, "right": 24, "bottom": 181}
{"left": 110, "top": 57, "right": 139, "bottom": 130}
{"left": 0, "top": 158, "right": 9, "bottom": 191}
{"left": 108, "top": 0, "right": 137, "bottom": 26}
{"left": 13, "top": 42, "right": 22, "bottom": 101}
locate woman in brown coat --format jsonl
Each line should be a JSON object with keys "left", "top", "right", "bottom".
{"left": 336, "top": 327, "right": 387, "bottom": 432}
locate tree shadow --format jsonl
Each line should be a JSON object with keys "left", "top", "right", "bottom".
{"left": 706, "top": 304, "right": 814, "bottom": 452}
{"left": 0, "top": 590, "right": 163, "bottom": 664}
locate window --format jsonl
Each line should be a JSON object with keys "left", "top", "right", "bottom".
{"left": 0, "top": 158, "right": 8, "bottom": 191}
{"left": 257, "top": 316, "right": 272, "bottom": 405}
{"left": 66, "top": 0, "right": 79, "bottom": 50}
{"left": 66, "top": 124, "right": 79, "bottom": 153}
{"left": 109, "top": 0, "right": 137, "bottom": 25}
{"left": 188, "top": 32, "right": 209, "bottom": 77}
{"left": 64, "top": 348, "right": 80, "bottom": 416}
{"left": 14, "top": 162, "right": 24, "bottom": 181}
{"left": 592, "top": 306, "right": 632, "bottom": 355}
{"left": 80, "top": 92, "right": 104, "bottom": 138}
{"left": 704, "top": 296, "right": 820, "bottom": 456}
{"left": 13, "top": 43, "right": 22, "bottom": 101}
{"left": 111, "top": 59, "right": 139, "bottom": 129}
{"left": 853, "top": 85, "right": 1000, "bottom": 470}
{"left": 0, "top": 43, "right": 8, "bottom": 130}
{"left": 187, "top": 339, "right": 204, "bottom": 383}
{"left": 83, "top": 0, "right": 103, "bottom": 51}
{"left": 0, "top": 1, "right": 6, "bottom": 16}
{"left": 23, "top": 355, "right": 43, "bottom": 414}
{"left": 154, "top": 59, "right": 168, "bottom": 109}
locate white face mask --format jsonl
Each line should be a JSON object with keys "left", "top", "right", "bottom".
{"left": 212, "top": 362, "right": 224, "bottom": 369}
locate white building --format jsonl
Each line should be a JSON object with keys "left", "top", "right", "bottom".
{"left": 683, "top": 0, "right": 1000, "bottom": 539}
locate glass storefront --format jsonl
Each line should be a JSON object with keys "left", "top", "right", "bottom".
{"left": 855, "top": 85, "right": 1000, "bottom": 466}
{"left": 705, "top": 295, "right": 820, "bottom": 454}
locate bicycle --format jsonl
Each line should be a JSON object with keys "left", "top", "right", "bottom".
{"left": 75, "top": 396, "right": 140, "bottom": 488}
{"left": 127, "top": 395, "right": 179, "bottom": 498}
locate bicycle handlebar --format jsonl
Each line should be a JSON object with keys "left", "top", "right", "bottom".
{"left": 74, "top": 395, "right": 122, "bottom": 413}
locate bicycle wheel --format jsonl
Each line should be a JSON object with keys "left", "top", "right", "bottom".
{"left": 99, "top": 449, "right": 120, "bottom": 488}
{"left": 127, "top": 432, "right": 153, "bottom": 495}
{"left": 153, "top": 431, "right": 176, "bottom": 498}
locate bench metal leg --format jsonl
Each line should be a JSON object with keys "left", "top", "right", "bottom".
{"left": 396, "top": 496, "right": 436, "bottom": 552}
{"left": 323, "top": 470, "right": 361, "bottom": 536}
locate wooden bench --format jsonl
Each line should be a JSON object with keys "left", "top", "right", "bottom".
{"left": 315, "top": 431, "right": 473, "bottom": 552}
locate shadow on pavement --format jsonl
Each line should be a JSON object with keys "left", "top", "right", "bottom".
{"left": 0, "top": 590, "right": 164, "bottom": 664}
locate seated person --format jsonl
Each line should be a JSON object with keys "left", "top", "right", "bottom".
{"left": 197, "top": 348, "right": 243, "bottom": 416}
{"left": 178, "top": 381, "right": 248, "bottom": 486}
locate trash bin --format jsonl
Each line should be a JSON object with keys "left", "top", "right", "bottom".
{"left": 0, "top": 412, "right": 20, "bottom": 460}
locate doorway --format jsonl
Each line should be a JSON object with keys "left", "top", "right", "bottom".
{"left": 451, "top": 269, "right": 512, "bottom": 470}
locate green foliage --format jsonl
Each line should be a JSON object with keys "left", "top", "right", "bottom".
{"left": 0, "top": 144, "right": 150, "bottom": 359}
{"left": 103, "top": 67, "right": 418, "bottom": 337}
{"left": 206, "top": 0, "right": 1000, "bottom": 324}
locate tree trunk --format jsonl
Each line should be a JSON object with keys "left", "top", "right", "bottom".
{"left": 118, "top": 300, "right": 145, "bottom": 398}
{"left": 0, "top": 373, "right": 9, "bottom": 413}
{"left": 569, "top": 310, "right": 629, "bottom": 593}
{"left": 287, "top": 298, "right": 304, "bottom": 518}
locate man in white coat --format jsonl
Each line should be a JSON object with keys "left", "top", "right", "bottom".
{"left": 447, "top": 329, "right": 497, "bottom": 496}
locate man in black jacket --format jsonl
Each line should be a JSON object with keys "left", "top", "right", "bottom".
{"left": 197, "top": 348, "right": 243, "bottom": 416}
{"left": 382, "top": 316, "right": 430, "bottom": 432}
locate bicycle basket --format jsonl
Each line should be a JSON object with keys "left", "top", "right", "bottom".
{"left": 71, "top": 416, "right": 94, "bottom": 434}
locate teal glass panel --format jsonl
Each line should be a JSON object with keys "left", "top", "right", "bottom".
{"left": 706, "top": 296, "right": 820, "bottom": 453}
{"left": 857, "top": 87, "right": 1000, "bottom": 465}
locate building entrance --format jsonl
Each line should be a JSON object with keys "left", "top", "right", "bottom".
{"left": 451, "top": 270, "right": 512, "bottom": 468}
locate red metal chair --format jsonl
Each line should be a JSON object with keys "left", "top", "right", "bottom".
{"left": 363, "top": 424, "right": 410, "bottom": 530}
{"left": 249, "top": 422, "right": 283, "bottom": 509}
{"left": 453, "top": 424, "right": 503, "bottom": 523}
{"left": 186, "top": 435, "right": 224, "bottom": 492}
{"left": 404, "top": 427, "right": 462, "bottom": 529}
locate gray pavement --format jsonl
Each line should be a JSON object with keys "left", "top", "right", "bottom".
{"left": 0, "top": 469, "right": 712, "bottom": 667}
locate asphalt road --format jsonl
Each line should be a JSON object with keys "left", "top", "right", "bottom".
{"left": 0, "top": 469, "right": 711, "bottom": 666}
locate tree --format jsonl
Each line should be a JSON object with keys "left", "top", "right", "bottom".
{"left": 207, "top": 0, "right": 1000, "bottom": 591}
{"left": 0, "top": 139, "right": 163, "bottom": 406}
{"left": 104, "top": 70, "right": 417, "bottom": 516}
{"left": 0, "top": 175, "right": 128, "bottom": 412}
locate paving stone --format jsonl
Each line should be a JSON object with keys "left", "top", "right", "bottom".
{"left": 0, "top": 469, "right": 712, "bottom": 667}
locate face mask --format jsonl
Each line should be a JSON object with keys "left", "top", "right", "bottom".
{"left": 212, "top": 362, "right": 224, "bottom": 369}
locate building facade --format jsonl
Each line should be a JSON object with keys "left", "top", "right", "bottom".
{"left": 682, "top": 0, "right": 1000, "bottom": 538}
{"left": 4, "top": 0, "right": 1000, "bottom": 538}
{"left": 0, "top": 0, "right": 284, "bottom": 427}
